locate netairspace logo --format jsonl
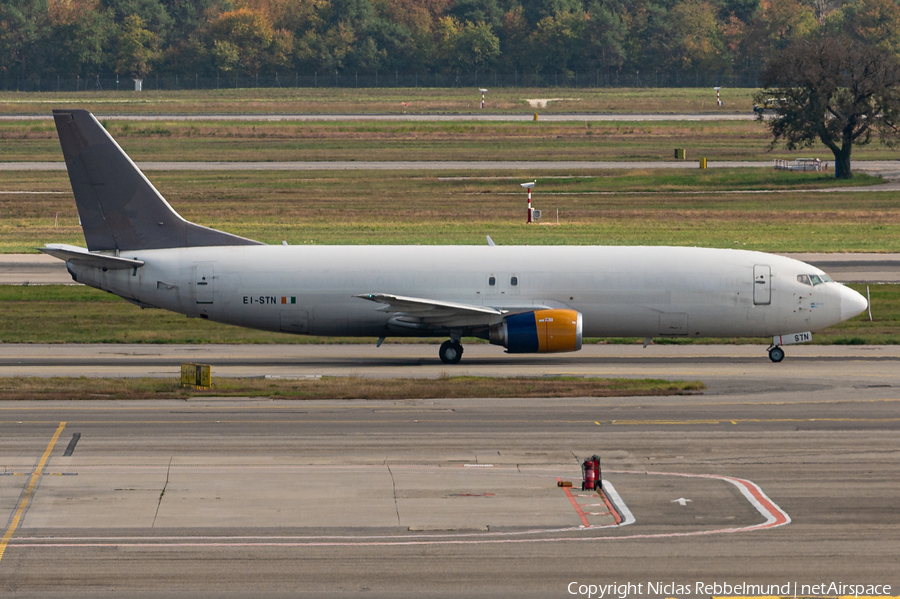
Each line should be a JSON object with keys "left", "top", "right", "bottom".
{"left": 566, "top": 581, "right": 894, "bottom": 598}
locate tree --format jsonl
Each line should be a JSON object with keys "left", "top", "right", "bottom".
{"left": 114, "top": 14, "right": 161, "bottom": 79}
{"left": 622, "top": 0, "right": 680, "bottom": 73}
{"left": 669, "top": 0, "right": 728, "bottom": 71}
{"left": 455, "top": 20, "right": 500, "bottom": 70}
{"left": 834, "top": 0, "right": 900, "bottom": 54}
{"left": 105, "top": 0, "right": 173, "bottom": 43}
{"left": 756, "top": 35, "right": 900, "bottom": 178}
{"left": 208, "top": 8, "right": 276, "bottom": 75}
{"left": 432, "top": 15, "right": 463, "bottom": 70}
{"left": 0, "top": 0, "right": 45, "bottom": 80}
{"left": 533, "top": 11, "right": 585, "bottom": 75}
{"left": 741, "top": 0, "right": 817, "bottom": 65}
{"left": 448, "top": 0, "right": 503, "bottom": 29}
{"left": 583, "top": 0, "right": 627, "bottom": 70}
{"left": 498, "top": 5, "right": 530, "bottom": 72}
{"left": 42, "top": 0, "right": 113, "bottom": 76}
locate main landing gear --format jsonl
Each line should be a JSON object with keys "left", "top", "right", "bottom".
{"left": 768, "top": 345, "right": 785, "bottom": 363}
{"left": 439, "top": 339, "right": 464, "bottom": 364}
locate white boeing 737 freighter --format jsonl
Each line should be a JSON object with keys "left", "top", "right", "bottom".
{"left": 41, "top": 110, "right": 868, "bottom": 364}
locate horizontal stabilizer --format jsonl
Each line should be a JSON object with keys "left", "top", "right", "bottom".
{"left": 39, "top": 244, "right": 144, "bottom": 270}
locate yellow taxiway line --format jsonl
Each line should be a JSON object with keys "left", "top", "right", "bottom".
{"left": 0, "top": 421, "right": 66, "bottom": 564}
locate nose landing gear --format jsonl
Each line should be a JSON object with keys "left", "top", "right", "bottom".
{"left": 439, "top": 339, "right": 464, "bottom": 364}
{"left": 768, "top": 346, "right": 785, "bottom": 363}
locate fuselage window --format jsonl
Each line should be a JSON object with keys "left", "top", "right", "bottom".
{"left": 797, "top": 274, "right": 812, "bottom": 286}
{"left": 809, "top": 274, "right": 823, "bottom": 286}
{"left": 488, "top": 276, "right": 496, "bottom": 286}
{"left": 510, "top": 276, "right": 518, "bottom": 286}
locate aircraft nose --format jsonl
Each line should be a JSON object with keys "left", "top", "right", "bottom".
{"left": 839, "top": 285, "right": 868, "bottom": 321}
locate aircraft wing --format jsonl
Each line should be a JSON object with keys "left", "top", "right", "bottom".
{"left": 355, "top": 293, "right": 505, "bottom": 327}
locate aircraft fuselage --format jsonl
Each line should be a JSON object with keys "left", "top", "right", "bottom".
{"left": 71, "top": 244, "right": 853, "bottom": 341}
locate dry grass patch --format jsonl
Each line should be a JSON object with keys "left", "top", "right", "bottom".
{"left": 0, "top": 376, "right": 704, "bottom": 401}
{"left": 2, "top": 167, "right": 894, "bottom": 253}
{"left": 0, "top": 87, "right": 759, "bottom": 115}
{"left": 7, "top": 118, "right": 900, "bottom": 162}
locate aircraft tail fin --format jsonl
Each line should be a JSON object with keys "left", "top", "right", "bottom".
{"left": 53, "top": 109, "right": 263, "bottom": 252}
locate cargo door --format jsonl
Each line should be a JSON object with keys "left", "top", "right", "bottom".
{"left": 195, "top": 263, "right": 214, "bottom": 304}
{"left": 753, "top": 264, "right": 771, "bottom": 305}
{"left": 280, "top": 310, "right": 310, "bottom": 334}
{"left": 659, "top": 312, "right": 688, "bottom": 335}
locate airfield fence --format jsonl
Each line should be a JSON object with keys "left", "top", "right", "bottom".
{"left": 2, "top": 70, "right": 761, "bottom": 92}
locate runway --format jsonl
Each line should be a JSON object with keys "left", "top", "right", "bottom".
{"left": 0, "top": 344, "right": 898, "bottom": 597}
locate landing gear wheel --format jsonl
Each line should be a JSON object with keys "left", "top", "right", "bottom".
{"left": 768, "top": 346, "right": 785, "bottom": 363}
{"left": 439, "top": 340, "right": 463, "bottom": 364}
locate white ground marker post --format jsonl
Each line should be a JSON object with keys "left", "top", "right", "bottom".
{"left": 714, "top": 86, "right": 723, "bottom": 107}
{"left": 521, "top": 180, "right": 536, "bottom": 223}
{"left": 479, "top": 88, "right": 487, "bottom": 109}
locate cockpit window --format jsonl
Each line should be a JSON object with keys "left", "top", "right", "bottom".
{"left": 798, "top": 273, "right": 832, "bottom": 286}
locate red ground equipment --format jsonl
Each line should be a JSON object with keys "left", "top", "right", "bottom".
{"left": 591, "top": 455, "right": 601, "bottom": 491}
{"left": 581, "top": 458, "right": 597, "bottom": 491}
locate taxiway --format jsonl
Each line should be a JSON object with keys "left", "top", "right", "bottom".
{"left": 0, "top": 364, "right": 898, "bottom": 597}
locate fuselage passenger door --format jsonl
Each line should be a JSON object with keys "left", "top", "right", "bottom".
{"left": 753, "top": 264, "right": 771, "bottom": 305}
{"left": 195, "top": 263, "right": 214, "bottom": 304}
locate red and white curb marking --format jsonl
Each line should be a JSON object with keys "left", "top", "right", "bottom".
{"left": 608, "top": 470, "right": 790, "bottom": 530}
{"left": 599, "top": 479, "right": 636, "bottom": 526}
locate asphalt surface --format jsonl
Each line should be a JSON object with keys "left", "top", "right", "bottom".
{"left": 2, "top": 343, "right": 900, "bottom": 390}
{"left": 0, "top": 344, "right": 898, "bottom": 597}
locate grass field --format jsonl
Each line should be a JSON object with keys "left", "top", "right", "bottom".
{"left": 5, "top": 117, "right": 900, "bottom": 162}
{"left": 1, "top": 87, "right": 757, "bottom": 115}
{"left": 0, "top": 375, "right": 703, "bottom": 400}
{"left": 2, "top": 89, "right": 898, "bottom": 348}
{"left": 2, "top": 168, "right": 894, "bottom": 253}
{"left": 0, "top": 284, "right": 894, "bottom": 345}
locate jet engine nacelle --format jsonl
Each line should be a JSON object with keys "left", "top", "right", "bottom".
{"left": 489, "top": 309, "right": 583, "bottom": 353}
